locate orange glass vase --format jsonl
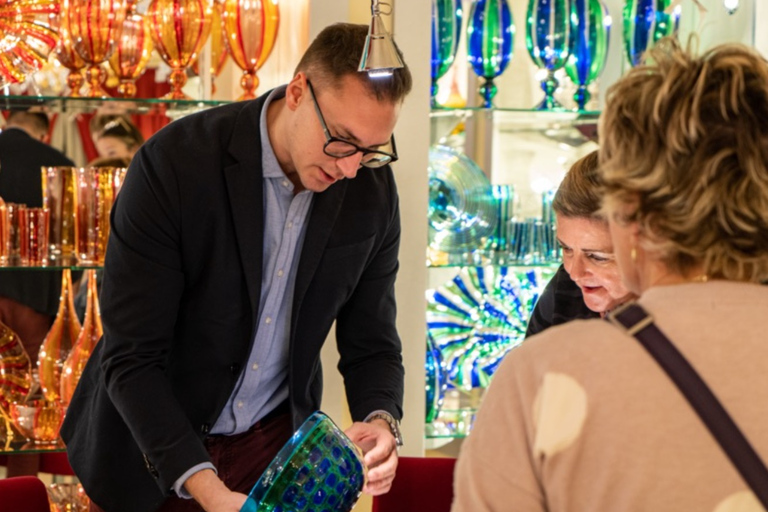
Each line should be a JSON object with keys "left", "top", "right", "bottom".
{"left": 60, "top": 269, "right": 103, "bottom": 405}
{"left": 109, "top": 10, "right": 153, "bottom": 98}
{"left": 62, "top": 0, "right": 129, "bottom": 97}
{"left": 147, "top": 0, "right": 212, "bottom": 100}
{"left": 221, "top": 0, "right": 279, "bottom": 100}
{"left": 37, "top": 269, "right": 81, "bottom": 402}
{"left": 0, "top": 0, "right": 60, "bottom": 88}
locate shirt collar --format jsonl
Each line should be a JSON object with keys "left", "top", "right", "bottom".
{"left": 259, "top": 85, "right": 289, "bottom": 181}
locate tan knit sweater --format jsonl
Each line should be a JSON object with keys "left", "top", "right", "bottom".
{"left": 452, "top": 281, "right": 768, "bottom": 512}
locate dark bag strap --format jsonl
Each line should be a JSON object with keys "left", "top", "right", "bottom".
{"left": 608, "top": 303, "right": 768, "bottom": 508}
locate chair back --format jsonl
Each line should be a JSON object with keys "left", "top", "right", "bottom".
{"left": 0, "top": 476, "right": 51, "bottom": 512}
{"left": 372, "top": 456, "right": 456, "bottom": 512}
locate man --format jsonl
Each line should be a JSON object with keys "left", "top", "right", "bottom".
{"left": 61, "top": 23, "right": 412, "bottom": 512}
{"left": 0, "top": 110, "right": 75, "bottom": 476}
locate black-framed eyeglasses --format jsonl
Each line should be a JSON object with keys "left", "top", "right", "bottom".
{"left": 306, "top": 79, "right": 398, "bottom": 169}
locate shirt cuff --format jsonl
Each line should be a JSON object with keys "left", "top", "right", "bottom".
{"left": 172, "top": 462, "right": 217, "bottom": 499}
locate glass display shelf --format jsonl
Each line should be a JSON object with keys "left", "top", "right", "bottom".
{"left": 0, "top": 437, "right": 66, "bottom": 455}
{"left": 0, "top": 94, "right": 231, "bottom": 116}
{"left": 0, "top": 264, "right": 101, "bottom": 271}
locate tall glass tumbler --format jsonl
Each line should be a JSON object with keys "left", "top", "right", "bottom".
{"left": 5, "top": 203, "right": 27, "bottom": 266}
{"left": 19, "top": 207, "right": 50, "bottom": 267}
{"left": 42, "top": 166, "right": 78, "bottom": 265}
{"left": 75, "top": 168, "right": 116, "bottom": 266}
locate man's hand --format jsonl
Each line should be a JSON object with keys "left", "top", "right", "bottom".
{"left": 345, "top": 419, "right": 399, "bottom": 495}
{"left": 184, "top": 469, "right": 248, "bottom": 512}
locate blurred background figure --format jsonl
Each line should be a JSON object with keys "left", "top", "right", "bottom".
{"left": 89, "top": 114, "right": 144, "bottom": 160}
{"left": 0, "top": 110, "right": 76, "bottom": 476}
{"left": 525, "top": 150, "right": 634, "bottom": 337}
{"left": 453, "top": 39, "right": 768, "bottom": 512}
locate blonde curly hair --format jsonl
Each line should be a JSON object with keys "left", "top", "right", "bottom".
{"left": 599, "top": 38, "right": 768, "bottom": 283}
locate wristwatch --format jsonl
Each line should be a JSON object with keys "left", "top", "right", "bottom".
{"left": 364, "top": 410, "right": 404, "bottom": 447}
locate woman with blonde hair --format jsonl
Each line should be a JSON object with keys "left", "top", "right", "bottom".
{"left": 453, "top": 39, "right": 768, "bottom": 512}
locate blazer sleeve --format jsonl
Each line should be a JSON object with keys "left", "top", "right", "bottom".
{"left": 97, "top": 141, "right": 211, "bottom": 493}
{"left": 334, "top": 170, "right": 404, "bottom": 422}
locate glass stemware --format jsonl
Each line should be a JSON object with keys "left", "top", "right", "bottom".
{"left": 147, "top": 0, "right": 213, "bottom": 100}
{"left": 221, "top": 0, "right": 279, "bottom": 101}
{"left": 565, "top": 0, "right": 610, "bottom": 110}
{"left": 467, "top": 0, "right": 515, "bottom": 108}
{"left": 109, "top": 10, "right": 154, "bottom": 98}
{"left": 525, "top": 0, "right": 574, "bottom": 110}
{"left": 623, "top": 0, "right": 680, "bottom": 67}
{"left": 431, "top": 0, "right": 462, "bottom": 107}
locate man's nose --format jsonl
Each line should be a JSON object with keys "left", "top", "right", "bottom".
{"left": 336, "top": 152, "right": 363, "bottom": 179}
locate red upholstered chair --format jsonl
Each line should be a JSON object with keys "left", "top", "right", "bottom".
{"left": 39, "top": 452, "right": 75, "bottom": 476}
{"left": 372, "top": 457, "right": 457, "bottom": 512}
{"left": 0, "top": 476, "right": 51, "bottom": 512}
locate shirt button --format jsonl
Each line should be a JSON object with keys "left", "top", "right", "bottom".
{"left": 277, "top": 269, "right": 284, "bottom": 277}
{"left": 265, "top": 317, "right": 272, "bottom": 324}
{"left": 237, "top": 401, "right": 244, "bottom": 408}
{"left": 282, "top": 180, "right": 289, "bottom": 187}
{"left": 252, "top": 363, "right": 259, "bottom": 371}
{"left": 287, "top": 221, "right": 293, "bottom": 228}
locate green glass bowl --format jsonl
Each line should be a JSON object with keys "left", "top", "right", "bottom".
{"left": 240, "top": 411, "right": 365, "bottom": 512}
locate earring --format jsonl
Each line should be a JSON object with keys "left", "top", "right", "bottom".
{"left": 630, "top": 247, "right": 637, "bottom": 264}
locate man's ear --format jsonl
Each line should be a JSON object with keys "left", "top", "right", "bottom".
{"left": 285, "top": 72, "right": 307, "bottom": 112}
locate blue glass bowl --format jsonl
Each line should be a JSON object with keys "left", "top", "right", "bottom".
{"left": 240, "top": 411, "right": 364, "bottom": 512}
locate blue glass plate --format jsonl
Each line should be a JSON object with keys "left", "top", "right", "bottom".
{"left": 240, "top": 411, "right": 364, "bottom": 512}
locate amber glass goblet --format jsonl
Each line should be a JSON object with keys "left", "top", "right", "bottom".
{"left": 63, "top": 0, "right": 128, "bottom": 97}
{"left": 147, "top": 0, "right": 212, "bottom": 100}
{"left": 221, "top": 0, "right": 279, "bottom": 100}
{"left": 109, "top": 11, "right": 153, "bottom": 98}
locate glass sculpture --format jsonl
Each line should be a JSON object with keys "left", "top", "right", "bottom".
{"left": 425, "top": 333, "right": 448, "bottom": 423}
{"left": 192, "top": 2, "right": 228, "bottom": 96}
{"left": 0, "top": 320, "right": 32, "bottom": 411}
{"left": 240, "top": 411, "right": 364, "bottom": 512}
{"left": 431, "top": 0, "right": 462, "bottom": 107}
{"left": 623, "top": 0, "right": 679, "bottom": 67}
{"left": 428, "top": 145, "right": 497, "bottom": 259}
{"left": 0, "top": 0, "right": 59, "bottom": 88}
{"left": 147, "top": 0, "right": 212, "bottom": 99}
{"left": 467, "top": 0, "right": 514, "bottom": 108}
{"left": 565, "top": 0, "right": 610, "bottom": 110}
{"left": 426, "top": 266, "right": 554, "bottom": 390}
{"left": 526, "top": 0, "right": 574, "bottom": 110}
{"left": 221, "top": 0, "right": 279, "bottom": 100}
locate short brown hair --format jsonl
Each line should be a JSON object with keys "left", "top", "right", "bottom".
{"left": 552, "top": 150, "right": 603, "bottom": 219}
{"left": 599, "top": 38, "right": 768, "bottom": 282}
{"left": 294, "top": 23, "right": 412, "bottom": 103}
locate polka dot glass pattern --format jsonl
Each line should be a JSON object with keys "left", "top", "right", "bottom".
{"left": 240, "top": 411, "right": 364, "bottom": 512}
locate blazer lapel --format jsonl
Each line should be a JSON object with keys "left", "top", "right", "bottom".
{"left": 224, "top": 98, "right": 268, "bottom": 320}
{"left": 292, "top": 181, "right": 347, "bottom": 326}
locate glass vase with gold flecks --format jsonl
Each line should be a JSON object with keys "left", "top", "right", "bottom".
{"left": 60, "top": 269, "right": 103, "bottom": 405}
{"left": 38, "top": 269, "right": 82, "bottom": 402}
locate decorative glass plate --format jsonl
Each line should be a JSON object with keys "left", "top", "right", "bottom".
{"left": 426, "top": 266, "right": 554, "bottom": 390}
{"left": 428, "top": 145, "right": 498, "bottom": 254}
{"left": 240, "top": 411, "right": 364, "bottom": 512}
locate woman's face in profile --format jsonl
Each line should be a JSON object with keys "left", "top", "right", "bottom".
{"left": 556, "top": 213, "right": 632, "bottom": 314}
{"left": 95, "top": 136, "right": 133, "bottom": 159}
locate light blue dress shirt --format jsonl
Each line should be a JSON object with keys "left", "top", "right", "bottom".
{"left": 174, "top": 85, "right": 314, "bottom": 496}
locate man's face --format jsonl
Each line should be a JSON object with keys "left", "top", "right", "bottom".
{"left": 283, "top": 74, "right": 400, "bottom": 193}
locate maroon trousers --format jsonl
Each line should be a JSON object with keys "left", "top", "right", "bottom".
{"left": 90, "top": 412, "right": 293, "bottom": 512}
